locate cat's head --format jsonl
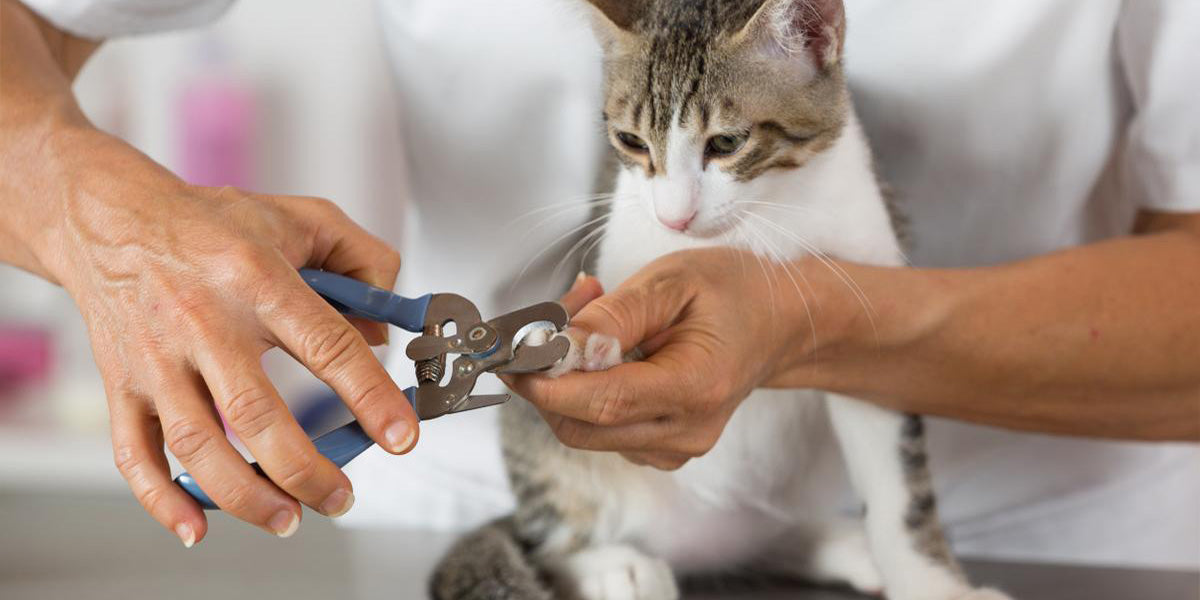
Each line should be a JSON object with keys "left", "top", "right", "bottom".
{"left": 581, "top": 0, "right": 850, "bottom": 237}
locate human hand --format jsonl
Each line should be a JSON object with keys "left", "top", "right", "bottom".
{"left": 40, "top": 133, "right": 418, "bottom": 546}
{"left": 509, "top": 248, "right": 838, "bottom": 470}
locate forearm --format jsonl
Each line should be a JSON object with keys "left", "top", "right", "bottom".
{"left": 0, "top": 0, "right": 102, "bottom": 280}
{"left": 786, "top": 221, "right": 1200, "bottom": 441}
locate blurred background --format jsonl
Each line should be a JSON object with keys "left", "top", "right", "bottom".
{"left": 0, "top": 2, "right": 413, "bottom": 597}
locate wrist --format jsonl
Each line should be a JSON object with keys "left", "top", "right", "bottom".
{"left": 0, "top": 95, "right": 90, "bottom": 281}
{"left": 11, "top": 114, "right": 181, "bottom": 290}
{"left": 766, "top": 259, "right": 959, "bottom": 390}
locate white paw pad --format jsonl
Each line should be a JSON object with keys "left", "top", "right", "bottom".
{"left": 558, "top": 545, "right": 679, "bottom": 600}
{"left": 543, "top": 329, "right": 623, "bottom": 378}
{"left": 583, "top": 332, "right": 623, "bottom": 372}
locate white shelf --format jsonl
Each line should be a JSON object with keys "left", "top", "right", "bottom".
{"left": 0, "top": 424, "right": 127, "bottom": 493}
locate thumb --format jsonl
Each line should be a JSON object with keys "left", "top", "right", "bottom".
{"left": 561, "top": 272, "right": 605, "bottom": 316}
{"left": 568, "top": 268, "right": 694, "bottom": 354}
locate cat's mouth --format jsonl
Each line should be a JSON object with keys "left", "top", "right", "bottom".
{"left": 671, "top": 208, "right": 742, "bottom": 239}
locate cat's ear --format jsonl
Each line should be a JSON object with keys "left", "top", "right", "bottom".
{"left": 732, "top": 0, "right": 846, "bottom": 72}
{"left": 578, "top": 0, "right": 646, "bottom": 48}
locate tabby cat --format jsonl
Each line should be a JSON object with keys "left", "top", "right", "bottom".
{"left": 433, "top": 1, "right": 1012, "bottom": 598}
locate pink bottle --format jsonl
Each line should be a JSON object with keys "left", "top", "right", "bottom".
{"left": 177, "top": 38, "right": 256, "bottom": 189}
{"left": 0, "top": 327, "right": 51, "bottom": 403}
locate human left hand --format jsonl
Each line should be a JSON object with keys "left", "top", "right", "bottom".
{"left": 508, "top": 248, "right": 837, "bottom": 470}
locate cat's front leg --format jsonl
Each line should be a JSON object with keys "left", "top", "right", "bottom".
{"left": 548, "top": 544, "right": 679, "bottom": 600}
{"left": 825, "top": 394, "right": 1014, "bottom": 600}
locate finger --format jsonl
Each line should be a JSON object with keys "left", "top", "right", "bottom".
{"left": 567, "top": 267, "right": 694, "bottom": 354}
{"left": 538, "top": 409, "right": 678, "bottom": 453}
{"left": 152, "top": 367, "right": 303, "bottom": 537}
{"left": 541, "top": 407, "right": 713, "bottom": 460}
{"left": 260, "top": 271, "right": 419, "bottom": 455}
{"left": 109, "top": 394, "right": 208, "bottom": 547}
{"left": 510, "top": 351, "right": 694, "bottom": 426}
{"left": 286, "top": 196, "right": 403, "bottom": 346}
{"left": 192, "top": 341, "right": 356, "bottom": 518}
{"left": 561, "top": 272, "right": 605, "bottom": 316}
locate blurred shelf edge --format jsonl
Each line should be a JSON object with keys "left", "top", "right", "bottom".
{"left": 0, "top": 423, "right": 127, "bottom": 493}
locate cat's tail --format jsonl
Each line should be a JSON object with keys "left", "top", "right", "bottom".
{"left": 429, "top": 517, "right": 554, "bottom": 600}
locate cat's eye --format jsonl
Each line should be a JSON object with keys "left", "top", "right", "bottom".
{"left": 706, "top": 134, "right": 748, "bottom": 157}
{"left": 615, "top": 131, "right": 649, "bottom": 153}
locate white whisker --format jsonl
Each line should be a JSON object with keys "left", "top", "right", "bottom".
{"left": 551, "top": 222, "right": 611, "bottom": 289}
{"left": 736, "top": 214, "right": 819, "bottom": 357}
{"left": 511, "top": 211, "right": 615, "bottom": 293}
{"left": 744, "top": 212, "right": 881, "bottom": 347}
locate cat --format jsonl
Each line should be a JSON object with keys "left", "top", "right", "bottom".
{"left": 432, "top": 1, "right": 1013, "bottom": 599}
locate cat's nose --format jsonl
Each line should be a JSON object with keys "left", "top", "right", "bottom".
{"left": 658, "top": 212, "right": 696, "bottom": 232}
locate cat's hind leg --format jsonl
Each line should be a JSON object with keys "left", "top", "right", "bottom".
{"left": 826, "top": 395, "right": 1014, "bottom": 600}
{"left": 549, "top": 545, "right": 679, "bottom": 600}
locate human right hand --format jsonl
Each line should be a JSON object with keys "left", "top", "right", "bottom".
{"left": 37, "top": 130, "right": 418, "bottom": 547}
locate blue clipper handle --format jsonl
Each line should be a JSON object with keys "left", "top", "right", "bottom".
{"left": 175, "top": 388, "right": 417, "bottom": 510}
{"left": 299, "top": 268, "right": 431, "bottom": 333}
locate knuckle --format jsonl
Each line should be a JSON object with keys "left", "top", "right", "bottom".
{"left": 221, "top": 386, "right": 278, "bottom": 439}
{"left": 274, "top": 453, "right": 319, "bottom": 491}
{"left": 136, "top": 483, "right": 169, "bottom": 516}
{"left": 165, "top": 420, "right": 215, "bottom": 465}
{"left": 590, "top": 381, "right": 629, "bottom": 427}
{"left": 163, "top": 283, "right": 216, "bottom": 328}
{"left": 301, "top": 322, "right": 361, "bottom": 374}
{"left": 340, "top": 376, "right": 390, "bottom": 414}
{"left": 227, "top": 241, "right": 277, "bottom": 283}
{"left": 220, "top": 483, "right": 256, "bottom": 514}
{"left": 175, "top": 305, "right": 223, "bottom": 348}
{"left": 112, "top": 443, "right": 143, "bottom": 479}
{"left": 310, "top": 197, "right": 346, "bottom": 219}
{"left": 135, "top": 480, "right": 172, "bottom": 513}
{"left": 212, "top": 185, "right": 250, "bottom": 203}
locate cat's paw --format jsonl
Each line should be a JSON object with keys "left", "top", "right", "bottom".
{"left": 582, "top": 332, "right": 622, "bottom": 372}
{"left": 555, "top": 545, "right": 679, "bottom": 600}
{"left": 543, "top": 329, "right": 623, "bottom": 378}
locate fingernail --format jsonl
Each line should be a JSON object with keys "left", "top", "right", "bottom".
{"left": 269, "top": 510, "right": 300, "bottom": 538}
{"left": 175, "top": 523, "right": 196, "bottom": 549}
{"left": 320, "top": 488, "right": 355, "bottom": 518}
{"left": 385, "top": 420, "right": 416, "bottom": 454}
{"left": 574, "top": 271, "right": 588, "bottom": 287}
{"left": 382, "top": 325, "right": 390, "bottom": 345}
